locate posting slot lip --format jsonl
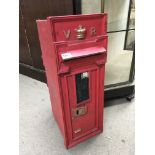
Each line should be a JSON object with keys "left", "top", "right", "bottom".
{"left": 61, "top": 46, "right": 106, "bottom": 61}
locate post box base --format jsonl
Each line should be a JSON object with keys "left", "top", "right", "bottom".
{"left": 66, "top": 129, "right": 103, "bottom": 149}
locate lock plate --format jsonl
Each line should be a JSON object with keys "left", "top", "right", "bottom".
{"left": 72, "top": 106, "right": 87, "bottom": 118}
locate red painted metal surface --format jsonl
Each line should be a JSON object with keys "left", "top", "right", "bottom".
{"left": 36, "top": 14, "right": 108, "bottom": 149}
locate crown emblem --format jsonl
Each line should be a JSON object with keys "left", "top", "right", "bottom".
{"left": 75, "top": 25, "right": 86, "bottom": 40}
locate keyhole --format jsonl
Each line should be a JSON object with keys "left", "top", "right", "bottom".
{"left": 76, "top": 110, "right": 79, "bottom": 115}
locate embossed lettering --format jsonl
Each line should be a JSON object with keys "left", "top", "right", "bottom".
{"left": 91, "top": 27, "right": 96, "bottom": 36}
{"left": 63, "top": 29, "right": 71, "bottom": 39}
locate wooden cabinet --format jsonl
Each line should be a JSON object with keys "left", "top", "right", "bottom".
{"left": 19, "top": 0, "right": 74, "bottom": 81}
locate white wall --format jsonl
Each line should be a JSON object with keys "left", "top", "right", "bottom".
{"left": 82, "top": 0, "right": 101, "bottom": 14}
{"left": 104, "top": 0, "right": 130, "bottom": 31}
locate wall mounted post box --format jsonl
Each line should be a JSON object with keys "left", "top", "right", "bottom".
{"left": 36, "top": 13, "right": 108, "bottom": 149}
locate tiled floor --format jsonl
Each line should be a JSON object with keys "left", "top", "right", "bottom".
{"left": 19, "top": 74, "right": 134, "bottom": 155}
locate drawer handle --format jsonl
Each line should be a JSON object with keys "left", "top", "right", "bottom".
{"left": 74, "top": 128, "right": 82, "bottom": 134}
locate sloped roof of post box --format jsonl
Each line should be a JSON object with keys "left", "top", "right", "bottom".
{"left": 47, "top": 13, "right": 107, "bottom": 42}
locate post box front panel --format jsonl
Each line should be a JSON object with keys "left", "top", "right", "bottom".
{"left": 61, "top": 64, "right": 103, "bottom": 142}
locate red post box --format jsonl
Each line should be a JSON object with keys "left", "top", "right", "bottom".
{"left": 36, "top": 13, "right": 108, "bottom": 149}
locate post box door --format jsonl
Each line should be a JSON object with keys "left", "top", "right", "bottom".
{"left": 66, "top": 67, "right": 100, "bottom": 140}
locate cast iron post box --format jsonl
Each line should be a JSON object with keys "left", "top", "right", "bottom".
{"left": 37, "top": 13, "right": 108, "bottom": 149}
